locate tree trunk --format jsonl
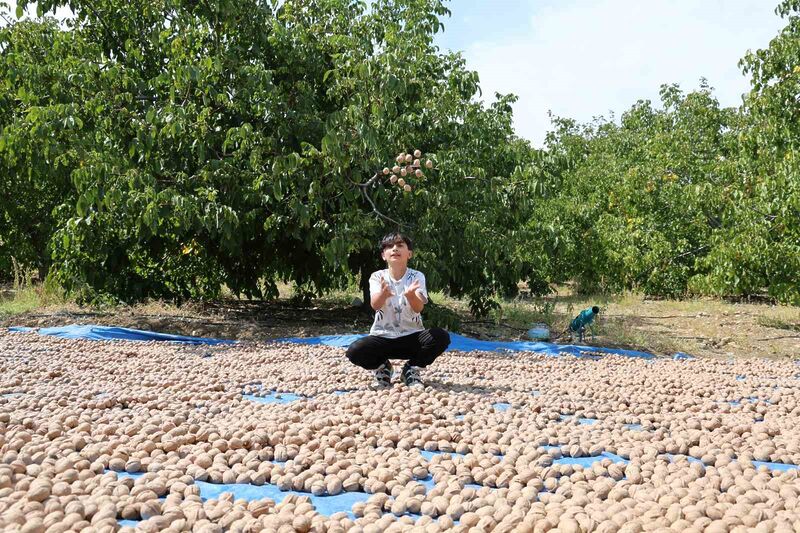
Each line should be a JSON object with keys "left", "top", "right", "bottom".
{"left": 349, "top": 249, "right": 378, "bottom": 315}
{"left": 359, "top": 262, "right": 372, "bottom": 314}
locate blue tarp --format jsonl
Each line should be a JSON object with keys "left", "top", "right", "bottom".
{"left": 280, "top": 333, "right": 656, "bottom": 359}
{"left": 108, "top": 470, "right": 370, "bottom": 517}
{"left": 554, "top": 452, "right": 629, "bottom": 467}
{"left": 559, "top": 415, "right": 598, "bottom": 425}
{"left": 9, "top": 325, "right": 235, "bottom": 345}
{"left": 243, "top": 391, "right": 305, "bottom": 404}
{"left": 9, "top": 325, "right": 662, "bottom": 358}
{"left": 664, "top": 454, "right": 797, "bottom": 472}
{"left": 420, "top": 450, "right": 467, "bottom": 461}
{"left": 194, "top": 480, "right": 370, "bottom": 517}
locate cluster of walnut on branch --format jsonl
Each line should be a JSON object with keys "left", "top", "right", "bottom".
{"left": 358, "top": 148, "right": 435, "bottom": 228}
{"left": 381, "top": 149, "right": 433, "bottom": 193}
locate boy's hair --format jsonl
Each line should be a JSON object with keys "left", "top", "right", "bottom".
{"left": 379, "top": 232, "right": 414, "bottom": 251}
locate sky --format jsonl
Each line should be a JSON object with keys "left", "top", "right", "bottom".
{"left": 434, "top": 0, "right": 786, "bottom": 145}
{"left": 2, "top": 0, "right": 788, "bottom": 146}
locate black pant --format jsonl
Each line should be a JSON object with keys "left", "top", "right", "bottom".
{"left": 346, "top": 328, "right": 451, "bottom": 369}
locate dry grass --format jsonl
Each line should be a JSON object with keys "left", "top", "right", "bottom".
{"left": 757, "top": 315, "right": 800, "bottom": 332}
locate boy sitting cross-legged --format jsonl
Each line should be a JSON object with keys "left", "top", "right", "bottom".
{"left": 346, "top": 232, "right": 450, "bottom": 389}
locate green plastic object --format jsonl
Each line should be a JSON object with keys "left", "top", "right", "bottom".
{"left": 570, "top": 306, "right": 600, "bottom": 333}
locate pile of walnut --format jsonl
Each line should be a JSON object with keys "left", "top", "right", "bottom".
{"left": 1, "top": 330, "right": 799, "bottom": 532}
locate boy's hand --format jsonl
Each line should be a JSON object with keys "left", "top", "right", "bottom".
{"left": 371, "top": 278, "right": 395, "bottom": 311}
{"left": 380, "top": 279, "right": 394, "bottom": 298}
{"left": 404, "top": 280, "right": 425, "bottom": 313}
{"left": 403, "top": 280, "right": 421, "bottom": 297}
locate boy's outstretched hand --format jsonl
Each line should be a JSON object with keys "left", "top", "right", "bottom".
{"left": 371, "top": 278, "right": 395, "bottom": 311}
{"left": 380, "top": 279, "right": 394, "bottom": 298}
{"left": 404, "top": 280, "right": 425, "bottom": 313}
{"left": 403, "top": 280, "right": 421, "bottom": 297}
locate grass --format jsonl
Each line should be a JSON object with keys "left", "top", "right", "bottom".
{"left": 0, "top": 285, "right": 44, "bottom": 316}
{"left": 486, "top": 293, "right": 682, "bottom": 353}
{"left": 757, "top": 316, "right": 800, "bottom": 332}
{"left": 0, "top": 281, "right": 68, "bottom": 316}
{"left": 414, "top": 287, "right": 683, "bottom": 353}
{"left": 592, "top": 315, "right": 683, "bottom": 355}
{"left": 0, "top": 260, "right": 66, "bottom": 316}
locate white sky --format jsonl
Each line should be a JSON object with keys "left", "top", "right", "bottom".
{"left": 438, "top": 0, "right": 786, "bottom": 145}
{"left": 1, "top": 1, "right": 71, "bottom": 26}
{"left": 3, "top": 0, "right": 788, "bottom": 146}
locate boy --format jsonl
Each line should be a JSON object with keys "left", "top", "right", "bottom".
{"left": 346, "top": 232, "right": 450, "bottom": 389}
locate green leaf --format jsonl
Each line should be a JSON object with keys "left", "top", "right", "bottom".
{"left": 76, "top": 196, "right": 88, "bottom": 217}
{"left": 273, "top": 179, "right": 284, "bottom": 201}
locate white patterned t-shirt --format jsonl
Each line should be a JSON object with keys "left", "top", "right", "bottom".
{"left": 369, "top": 268, "right": 429, "bottom": 338}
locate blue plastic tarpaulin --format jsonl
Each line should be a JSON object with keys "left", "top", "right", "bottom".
{"left": 10, "top": 325, "right": 661, "bottom": 358}
{"left": 554, "top": 452, "right": 629, "bottom": 467}
{"left": 243, "top": 391, "right": 305, "bottom": 404}
{"left": 108, "top": 470, "right": 370, "bottom": 517}
{"left": 9, "top": 325, "right": 235, "bottom": 345}
{"left": 279, "top": 332, "right": 657, "bottom": 359}
{"left": 194, "top": 480, "right": 370, "bottom": 516}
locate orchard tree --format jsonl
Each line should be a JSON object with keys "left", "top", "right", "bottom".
{"left": 691, "top": 0, "right": 800, "bottom": 304}
{"left": 522, "top": 84, "right": 735, "bottom": 297}
{"left": 0, "top": 18, "right": 86, "bottom": 280}
{"left": 6, "top": 0, "right": 536, "bottom": 313}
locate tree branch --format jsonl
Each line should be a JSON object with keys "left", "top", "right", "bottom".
{"left": 0, "top": 10, "right": 14, "bottom": 26}
{"left": 81, "top": 0, "right": 123, "bottom": 53}
{"left": 359, "top": 186, "right": 409, "bottom": 228}
{"left": 356, "top": 172, "right": 381, "bottom": 188}
{"left": 670, "top": 245, "right": 709, "bottom": 263}
{"left": 352, "top": 171, "right": 411, "bottom": 227}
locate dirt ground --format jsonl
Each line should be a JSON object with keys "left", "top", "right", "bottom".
{"left": 1, "top": 294, "right": 798, "bottom": 360}
{"left": 580, "top": 298, "right": 800, "bottom": 360}
{"left": 0, "top": 299, "right": 372, "bottom": 343}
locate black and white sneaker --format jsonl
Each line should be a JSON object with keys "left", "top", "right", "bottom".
{"left": 370, "top": 360, "right": 393, "bottom": 390}
{"left": 402, "top": 363, "right": 424, "bottom": 389}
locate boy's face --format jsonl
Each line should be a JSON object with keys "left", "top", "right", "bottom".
{"left": 381, "top": 240, "right": 412, "bottom": 266}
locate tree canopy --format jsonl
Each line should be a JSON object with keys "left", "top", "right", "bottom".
{"left": 1, "top": 0, "right": 798, "bottom": 309}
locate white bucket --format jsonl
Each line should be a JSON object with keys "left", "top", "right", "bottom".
{"left": 526, "top": 323, "right": 551, "bottom": 341}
